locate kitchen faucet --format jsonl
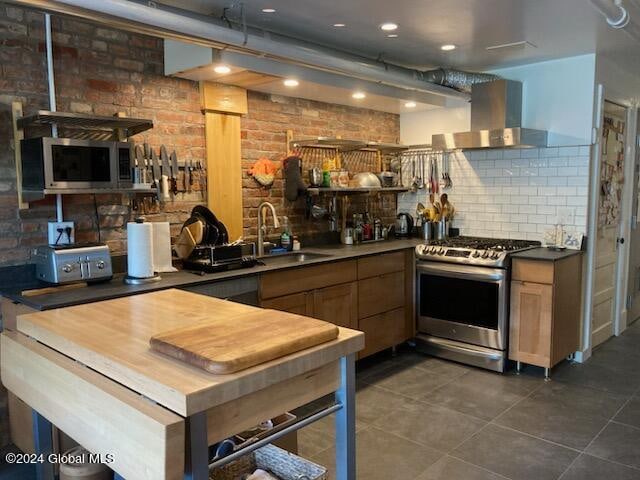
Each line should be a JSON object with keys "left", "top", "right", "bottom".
{"left": 257, "top": 201, "right": 280, "bottom": 257}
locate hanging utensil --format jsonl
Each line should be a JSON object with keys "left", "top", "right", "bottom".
{"left": 416, "top": 153, "right": 425, "bottom": 189}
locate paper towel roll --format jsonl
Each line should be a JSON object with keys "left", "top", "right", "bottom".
{"left": 127, "top": 221, "right": 155, "bottom": 278}
{"left": 152, "top": 222, "right": 177, "bottom": 273}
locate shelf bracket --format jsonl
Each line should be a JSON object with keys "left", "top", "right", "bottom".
{"left": 12, "top": 101, "right": 29, "bottom": 210}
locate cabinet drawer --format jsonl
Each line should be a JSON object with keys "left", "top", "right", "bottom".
{"left": 260, "top": 260, "right": 357, "bottom": 299}
{"left": 358, "top": 271, "right": 404, "bottom": 319}
{"left": 512, "top": 259, "right": 554, "bottom": 284}
{"left": 358, "top": 308, "right": 406, "bottom": 358}
{"left": 357, "top": 251, "right": 405, "bottom": 279}
{"left": 261, "top": 292, "right": 313, "bottom": 316}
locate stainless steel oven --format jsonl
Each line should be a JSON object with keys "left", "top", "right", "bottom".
{"left": 417, "top": 262, "right": 508, "bottom": 351}
{"left": 414, "top": 237, "right": 539, "bottom": 372}
{"left": 21, "top": 137, "right": 133, "bottom": 192}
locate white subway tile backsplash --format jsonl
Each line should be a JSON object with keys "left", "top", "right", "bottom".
{"left": 547, "top": 177, "right": 568, "bottom": 186}
{"left": 541, "top": 147, "right": 559, "bottom": 157}
{"left": 399, "top": 147, "right": 590, "bottom": 240}
{"left": 529, "top": 196, "right": 548, "bottom": 205}
{"left": 519, "top": 205, "right": 537, "bottom": 214}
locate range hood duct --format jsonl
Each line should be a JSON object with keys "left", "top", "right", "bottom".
{"left": 432, "top": 79, "right": 548, "bottom": 150}
{"left": 9, "top": 0, "right": 470, "bottom": 102}
{"left": 423, "top": 68, "right": 501, "bottom": 94}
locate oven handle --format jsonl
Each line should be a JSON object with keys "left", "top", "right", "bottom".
{"left": 416, "top": 262, "right": 506, "bottom": 282}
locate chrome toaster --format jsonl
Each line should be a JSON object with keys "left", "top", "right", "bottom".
{"left": 34, "top": 244, "right": 113, "bottom": 284}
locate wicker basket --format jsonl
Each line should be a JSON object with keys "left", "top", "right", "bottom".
{"left": 209, "top": 444, "right": 327, "bottom": 480}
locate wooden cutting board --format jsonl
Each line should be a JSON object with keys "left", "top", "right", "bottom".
{"left": 149, "top": 309, "right": 339, "bottom": 374}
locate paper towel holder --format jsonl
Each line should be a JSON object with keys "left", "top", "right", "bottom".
{"left": 124, "top": 217, "right": 162, "bottom": 285}
{"left": 123, "top": 274, "right": 162, "bottom": 285}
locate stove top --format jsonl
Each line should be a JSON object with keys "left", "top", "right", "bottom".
{"left": 415, "top": 236, "right": 540, "bottom": 268}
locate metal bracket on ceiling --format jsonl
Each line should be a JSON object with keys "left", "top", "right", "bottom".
{"left": 240, "top": 2, "right": 248, "bottom": 46}
{"left": 376, "top": 52, "right": 389, "bottom": 71}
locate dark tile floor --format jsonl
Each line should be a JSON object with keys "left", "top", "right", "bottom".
{"left": 300, "top": 320, "right": 640, "bottom": 480}
{"left": 1, "top": 321, "right": 638, "bottom": 480}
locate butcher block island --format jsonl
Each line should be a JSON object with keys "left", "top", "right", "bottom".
{"left": 1, "top": 289, "right": 364, "bottom": 480}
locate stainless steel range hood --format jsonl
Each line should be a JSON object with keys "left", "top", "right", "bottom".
{"left": 432, "top": 80, "right": 548, "bottom": 150}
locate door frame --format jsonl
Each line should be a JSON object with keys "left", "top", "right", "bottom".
{"left": 615, "top": 106, "right": 640, "bottom": 333}
{"left": 580, "top": 87, "right": 636, "bottom": 361}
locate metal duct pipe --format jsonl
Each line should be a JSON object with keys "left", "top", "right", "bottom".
{"left": 423, "top": 68, "right": 501, "bottom": 94}
{"left": 591, "top": 0, "right": 630, "bottom": 27}
{"left": 8, "top": 0, "right": 469, "bottom": 101}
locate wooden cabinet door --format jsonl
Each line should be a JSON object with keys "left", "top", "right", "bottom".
{"left": 261, "top": 291, "right": 313, "bottom": 316}
{"left": 358, "top": 308, "right": 406, "bottom": 358}
{"left": 312, "top": 282, "right": 358, "bottom": 329}
{"left": 358, "top": 271, "right": 404, "bottom": 319}
{"left": 509, "top": 281, "right": 553, "bottom": 367}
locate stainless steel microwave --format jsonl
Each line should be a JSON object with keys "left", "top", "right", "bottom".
{"left": 21, "top": 137, "right": 133, "bottom": 192}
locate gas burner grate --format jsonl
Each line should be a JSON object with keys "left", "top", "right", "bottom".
{"left": 428, "top": 236, "right": 540, "bottom": 251}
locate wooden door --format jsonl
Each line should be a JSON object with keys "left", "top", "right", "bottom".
{"left": 593, "top": 101, "right": 627, "bottom": 347}
{"left": 627, "top": 111, "right": 640, "bottom": 325}
{"left": 312, "top": 282, "right": 358, "bottom": 329}
{"left": 509, "top": 281, "right": 553, "bottom": 368}
{"left": 261, "top": 291, "right": 313, "bottom": 316}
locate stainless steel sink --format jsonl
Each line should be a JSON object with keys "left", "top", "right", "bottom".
{"left": 259, "top": 252, "right": 332, "bottom": 265}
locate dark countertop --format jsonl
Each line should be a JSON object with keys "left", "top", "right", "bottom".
{"left": 2, "top": 239, "right": 422, "bottom": 311}
{"left": 511, "top": 247, "right": 582, "bottom": 262}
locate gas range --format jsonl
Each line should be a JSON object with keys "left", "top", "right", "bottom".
{"left": 415, "top": 236, "right": 540, "bottom": 268}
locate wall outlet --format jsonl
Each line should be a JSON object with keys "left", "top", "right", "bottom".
{"left": 47, "top": 221, "right": 75, "bottom": 245}
{"left": 557, "top": 208, "right": 575, "bottom": 225}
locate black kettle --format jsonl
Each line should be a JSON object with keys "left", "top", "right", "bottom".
{"left": 395, "top": 213, "right": 414, "bottom": 238}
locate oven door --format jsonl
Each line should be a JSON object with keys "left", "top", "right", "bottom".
{"left": 43, "top": 138, "right": 118, "bottom": 189}
{"left": 417, "top": 261, "right": 508, "bottom": 350}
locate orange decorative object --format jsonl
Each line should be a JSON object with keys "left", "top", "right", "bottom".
{"left": 248, "top": 158, "right": 280, "bottom": 187}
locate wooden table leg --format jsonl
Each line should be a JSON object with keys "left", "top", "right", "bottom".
{"left": 32, "top": 410, "right": 55, "bottom": 480}
{"left": 334, "top": 354, "right": 356, "bottom": 480}
{"left": 184, "top": 411, "right": 209, "bottom": 480}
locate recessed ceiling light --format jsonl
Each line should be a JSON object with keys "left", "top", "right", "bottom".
{"left": 405, "top": 101, "right": 417, "bottom": 108}
{"left": 440, "top": 44, "right": 456, "bottom": 51}
{"left": 333, "top": 23, "right": 346, "bottom": 27}
{"left": 380, "top": 22, "right": 398, "bottom": 31}
{"left": 261, "top": 8, "right": 276, "bottom": 13}
{"left": 387, "top": 34, "right": 398, "bottom": 38}
{"left": 283, "top": 78, "right": 299, "bottom": 87}
{"left": 352, "top": 91, "right": 366, "bottom": 100}
{"left": 213, "top": 64, "right": 231, "bottom": 74}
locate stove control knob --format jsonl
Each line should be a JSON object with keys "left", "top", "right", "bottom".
{"left": 471, "top": 251, "right": 480, "bottom": 258}
{"left": 481, "top": 251, "right": 489, "bottom": 259}
{"left": 62, "top": 263, "right": 73, "bottom": 273}
{"left": 440, "top": 248, "right": 447, "bottom": 255}
{"left": 492, "top": 252, "right": 501, "bottom": 259}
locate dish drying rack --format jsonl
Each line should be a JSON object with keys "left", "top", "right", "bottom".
{"left": 287, "top": 135, "right": 413, "bottom": 195}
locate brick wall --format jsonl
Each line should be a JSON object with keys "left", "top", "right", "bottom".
{"left": 0, "top": 4, "right": 205, "bottom": 267}
{"left": 241, "top": 92, "right": 400, "bottom": 241}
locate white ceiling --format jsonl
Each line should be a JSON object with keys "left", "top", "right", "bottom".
{"left": 159, "top": 0, "right": 640, "bottom": 71}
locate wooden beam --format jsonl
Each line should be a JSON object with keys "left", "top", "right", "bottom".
{"left": 200, "top": 82, "right": 248, "bottom": 115}
{"left": 1, "top": 332, "right": 185, "bottom": 480}
{"left": 204, "top": 111, "right": 243, "bottom": 241}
